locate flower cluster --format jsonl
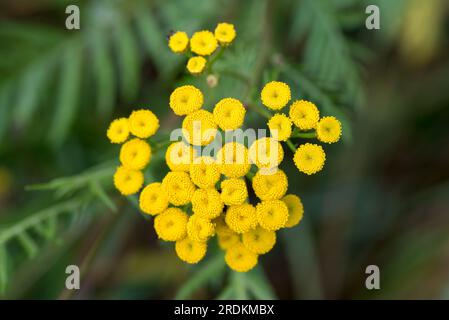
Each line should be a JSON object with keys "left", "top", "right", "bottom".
{"left": 107, "top": 110, "right": 159, "bottom": 196}
{"left": 106, "top": 24, "right": 342, "bottom": 274}
{"left": 125, "top": 84, "right": 304, "bottom": 273}
{"left": 168, "top": 23, "right": 236, "bottom": 75}
{"left": 261, "top": 81, "right": 343, "bottom": 175}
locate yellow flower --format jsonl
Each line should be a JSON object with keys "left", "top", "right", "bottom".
{"left": 113, "top": 166, "right": 144, "bottom": 196}
{"left": 213, "top": 98, "right": 246, "bottom": 130}
{"left": 242, "top": 226, "right": 276, "bottom": 255}
{"left": 128, "top": 109, "right": 159, "bottom": 138}
{"left": 252, "top": 169, "right": 288, "bottom": 201}
{"left": 260, "top": 81, "right": 291, "bottom": 110}
{"left": 267, "top": 113, "right": 292, "bottom": 141}
{"left": 316, "top": 116, "right": 342, "bottom": 144}
{"left": 175, "top": 237, "right": 207, "bottom": 264}
{"left": 217, "top": 228, "right": 240, "bottom": 250}
{"left": 190, "top": 30, "right": 217, "bottom": 56}
{"left": 154, "top": 207, "right": 188, "bottom": 241}
{"left": 225, "top": 242, "right": 258, "bottom": 272}
{"left": 187, "top": 56, "right": 207, "bottom": 74}
{"left": 225, "top": 203, "right": 257, "bottom": 233}
{"left": 293, "top": 143, "right": 326, "bottom": 175}
{"left": 139, "top": 182, "right": 169, "bottom": 216}
{"left": 187, "top": 215, "right": 215, "bottom": 242}
{"left": 107, "top": 118, "right": 129, "bottom": 144}
{"left": 189, "top": 156, "right": 220, "bottom": 188}
{"left": 162, "top": 171, "right": 196, "bottom": 206}
{"left": 282, "top": 194, "right": 304, "bottom": 228}
{"left": 256, "top": 200, "right": 289, "bottom": 231}
{"left": 214, "top": 22, "right": 236, "bottom": 44}
{"left": 182, "top": 110, "right": 217, "bottom": 146}
{"left": 216, "top": 142, "right": 251, "bottom": 178}
{"left": 248, "top": 137, "right": 284, "bottom": 169}
{"left": 119, "top": 138, "right": 151, "bottom": 170}
{"left": 289, "top": 100, "right": 320, "bottom": 130}
{"left": 220, "top": 178, "right": 248, "bottom": 206}
{"left": 168, "top": 31, "right": 189, "bottom": 53}
{"left": 169, "top": 85, "right": 204, "bottom": 116}
{"left": 191, "top": 188, "right": 223, "bottom": 219}
{"left": 166, "top": 141, "right": 196, "bottom": 172}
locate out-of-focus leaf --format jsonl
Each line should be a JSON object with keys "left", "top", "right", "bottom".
{"left": 175, "top": 253, "right": 225, "bottom": 299}
{"left": 114, "top": 19, "right": 140, "bottom": 102}
{"left": 14, "top": 63, "right": 48, "bottom": 128}
{"left": 48, "top": 43, "right": 83, "bottom": 147}
{"left": 90, "top": 30, "right": 115, "bottom": 118}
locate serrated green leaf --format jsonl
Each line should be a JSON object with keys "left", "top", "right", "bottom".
{"left": 89, "top": 180, "right": 117, "bottom": 212}
{"left": 17, "top": 232, "right": 38, "bottom": 259}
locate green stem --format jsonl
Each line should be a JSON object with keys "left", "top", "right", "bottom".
{"left": 291, "top": 132, "right": 317, "bottom": 139}
{"left": 208, "top": 46, "right": 225, "bottom": 73}
{"left": 285, "top": 139, "right": 297, "bottom": 153}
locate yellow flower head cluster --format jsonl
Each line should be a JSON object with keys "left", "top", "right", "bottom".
{"left": 260, "top": 81, "right": 343, "bottom": 175}
{"left": 107, "top": 109, "right": 159, "bottom": 196}
{"left": 168, "top": 23, "right": 237, "bottom": 75}
{"left": 128, "top": 132, "right": 305, "bottom": 271}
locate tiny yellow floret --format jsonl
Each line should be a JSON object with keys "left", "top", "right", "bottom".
{"left": 128, "top": 109, "right": 159, "bottom": 138}
{"left": 139, "top": 182, "right": 169, "bottom": 216}
{"left": 225, "top": 242, "right": 258, "bottom": 272}
{"left": 213, "top": 98, "right": 246, "bottom": 130}
{"left": 268, "top": 113, "right": 292, "bottom": 141}
{"left": 190, "top": 30, "right": 218, "bottom": 56}
{"left": 191, "top": 188, "right": 224, "bottom": 219}
{"left": 166, "top": 141, "right": 196, "bottom": 172}
{"left": 225, "top": 203, "right": 257, "bottom": 234}
{"left": 169, "top": 85, "right": 204, "bottom": 116}
{"left": 187, "top": 56, "right": 207, "bottom": 74}
{"left": 216, "top": 142, "right": 251, "bottom": 178}
{"left": 189, "top": 156, "right": 220, "bottom": 188}
{"left": 248, "top": 137, "right": 284, "bottom": 169}
{"left": 293, "top": 143, "right": 326, "bottom": 175}
{"left": 252, "top": 169, "right": 288, "bottom": 201}
{"left": 316, "top": 116, "right": 342, "bottom": 144}
{"left": 162, "top": 171, "right": 196, "bottom": 206}
{"left": 119, "top": 138, "right": 151, "bottom": 170}
{"left": 113, "top": 166, "right": 144, "bottom": 196}
{"left": 220, "top": 178, "right": 248, "bottom": 206}
{"left": 154, "top": 207, "right": 188, "bottom": 241}
{"left": 256, "top": 200, "right": 289, "bottom": 231}
{"left": 289, "top": 100, "right": 320, "bottom": 130}
{"left": 242, "top": 226, "right": 276, "bottom": 255}
{"left": 187, "top": 215, "right": 215, "bottom": 242}
{"left": 214, "top": 23, "right": 236, "bottom": 44}
{"left": 182, "top": 110, "right": 217, "bottom": 146}
{"left": 168, "top": 31, "right": 189, "bottom": 53}
{"left": 107, "top": 118, "right": 129, "bottom": 144}
{"left": 261, "top": 81, "right": 291, "bottom": 110}
{"left": 175, "top": 237, "right": 207, "bottom": 264}
{"left": 282, "top": 194, "right": 304, "bottom": 228}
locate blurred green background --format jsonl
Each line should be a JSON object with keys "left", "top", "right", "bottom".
{"left": 1, "top": 0, "right": 449, "bottom": 299}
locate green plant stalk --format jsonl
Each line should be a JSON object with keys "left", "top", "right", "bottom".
{"left": 285, "top": 139, "right": 297, "bottom": 153}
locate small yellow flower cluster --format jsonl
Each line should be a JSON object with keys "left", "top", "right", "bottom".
{"left": 107, "top": 110, "right": 159, "bottom": 196}
{"left": 125, "top": 84, "right": 305, "bottom": 272}
{"left": 261, "top": 81, "right": 343, "bottom": 175}
{"left": 168, "top": 23, "right": 236, "bottom": 75}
